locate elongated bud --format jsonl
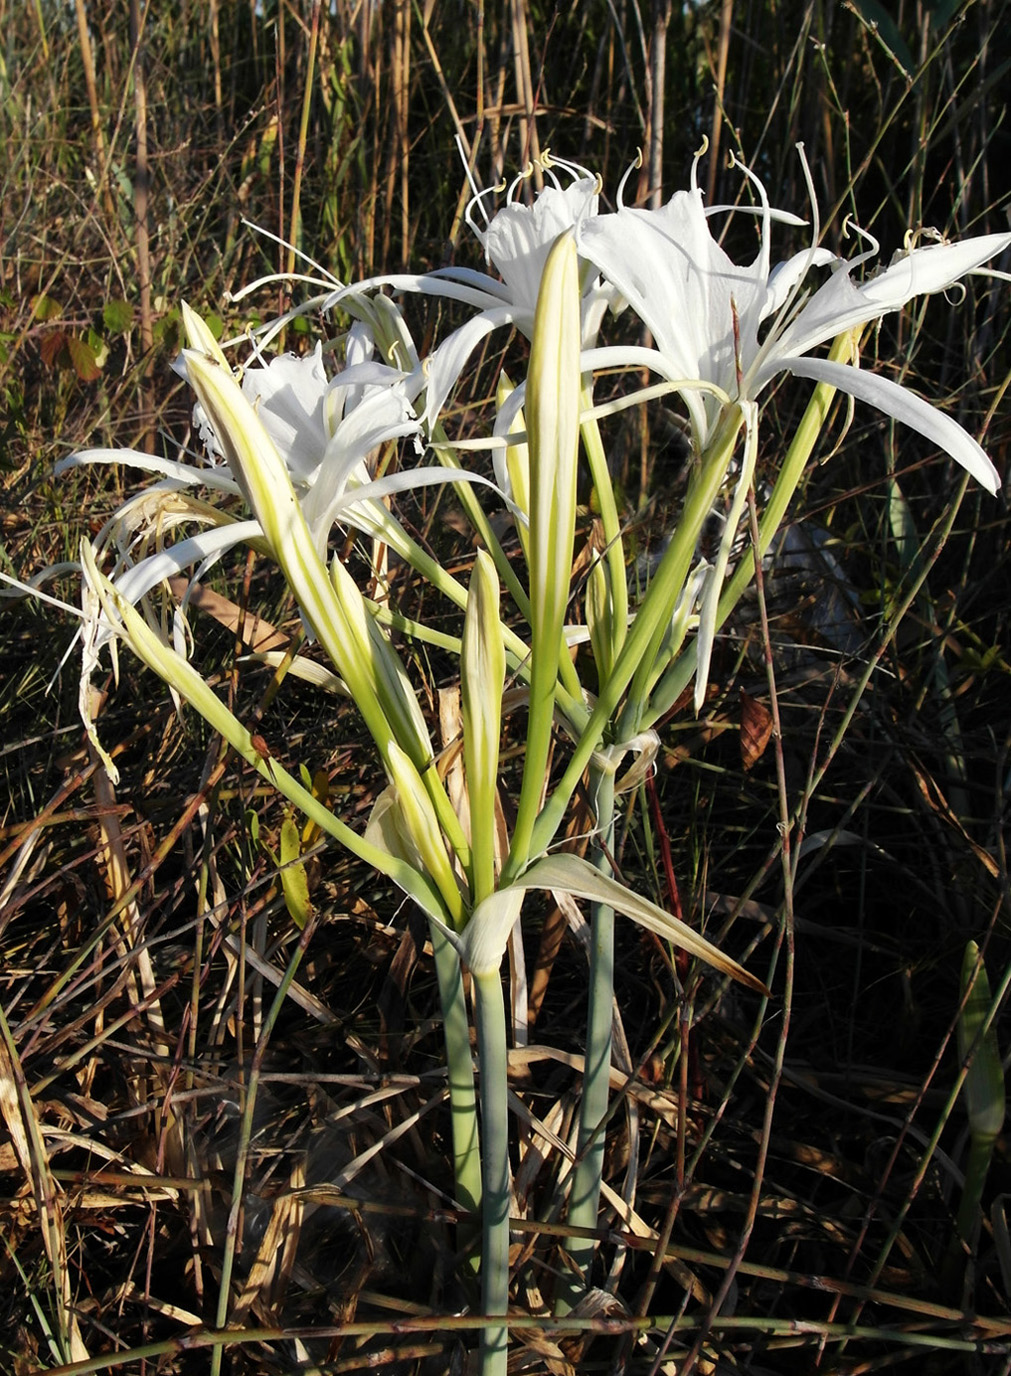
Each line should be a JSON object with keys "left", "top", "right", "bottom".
{"left": 510, "top": 231, "right": 582, "bottom": 871}
{"left": 527, "top": 232, "right": 581, "bottom": 651}
{"left": 496, "top": 372, "right": 531, "bottom": 559}
{"left": 181, "top": 301, "right": 232, "bottom": 370}
{"left": 462, "top": 550, "right": 505, "bottom": 904}
{"left": 585, "top": 548, "right": 614, "bottom": 685}
{"left": 329, "top": 555, "right": 432, "bottom": 767}
{"left": 385, "top": 742, "right": 466, "bottom": 930}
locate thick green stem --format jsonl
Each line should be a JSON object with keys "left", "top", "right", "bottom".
{"left": 474, "top": 967, "right": 511, "bottom": 1374}
{"left": 562, "top": 765, "right": 616, "bottom": 1299}
{"left": 431, "top": 925, "right": 483, "bottom": 1273}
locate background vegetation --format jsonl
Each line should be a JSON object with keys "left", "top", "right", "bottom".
{"left": 2, "top": 0, "right": 1010, "bottom": 1371}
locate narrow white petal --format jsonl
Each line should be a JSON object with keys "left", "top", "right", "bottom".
{"left": 112, "top": 520, "right": 263, "bottom": 609}
{"left": 55, "top": 449, "right": 240, "bottom": 494}
{"left": 864, "top": 234, "right": 1011, "bottom": 308}
{"left": 783, "top": 355, "right": 1000, "bottom": 494}
{"left": 420, "top": 305, "right": 519, "bottom": 432}
{"left": 769, "top": 232, "right": 1011, "bottom": 364}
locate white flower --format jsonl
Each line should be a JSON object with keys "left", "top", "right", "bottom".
{"left": 577, "top": 146, "right": 1008, "bottom": 491}
{"left": 464, "top": 155, "right": 606, "bottom": 326}
{"left": 322, "top": 154, "right": 615, "bottom": 432}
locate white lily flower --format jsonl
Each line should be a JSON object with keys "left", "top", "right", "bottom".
{"left": 577, "top": 145, "right": 1008, "bottom": 491}
{"left": 322, "top": 153, "right": 616, "bottom": 434}
{"left": 465, "top": 154, "right": 606, "bottom": 326}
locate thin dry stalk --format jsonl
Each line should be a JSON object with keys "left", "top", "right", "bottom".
{"left": 706, "top": 0, "right": 733, "bottom": 202}
{"left": 510, "top": 0, "right": 542, "bottom": 186}
{"left": 129, "top": 0, "right": 155, "bottom": 452}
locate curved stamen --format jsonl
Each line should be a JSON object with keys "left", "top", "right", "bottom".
{"left": 690, "top": 135, "right": 710, "bottom": 194}
{"left": 506, "top": 163, "right": 535, "bottom": 204}
{"left": 728, "top": 148, "right": 773, "bottom": 282}
{"left": 465, "top": 181, "right": 508, "bottom": 248}
{"left": 840, "top": 215, "right": 882, "bottom": 270}
{"left": 541, "top": 149, "right": 597, "bottom": 187}
{"left": 616, "top": 148, "right": 643, "bottom": 210}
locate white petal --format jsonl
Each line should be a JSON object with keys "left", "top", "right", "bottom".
{"left": 420, "top": 305, "right": 518, "bottom": 432}
{"left": 769, "top": 232, "right": 1011, "bottom": 363}
{"left": 113, "top": 520, "right": 263, "bottom": 608}
{"left": 864, "top": 234, "right": 1011, "bottom": 309}
{"left": 782, "top": 355, "right": 1000, "bottom": 494}
{"left": 55, "top": 448, "right": 239, "bottom": 494}
{"left": 480, "top": 178, "right": 600, "bottom": 312}
{"left": 764, "top": 246, "right": 837, "bottom": 318}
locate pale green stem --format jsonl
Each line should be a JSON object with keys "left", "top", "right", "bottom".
{"left": 502, "top": 406, "right": 745, "bottom": 883}
{"left": 432, "top": 443, "right": 532, "bottom": 620}
{"left": 432, "top": 925, "right": 483, "bottom": 1273}
{"left": 474, "top": 967, "right": 511, "bottom": 1375}
{"left": 619, "top": 407, "right": 746, "bottom": 738}
{"left": 433, "top": 442, "right": 583, "bottom": 705}
{"left": 562, "top": 764, "right": 616, "bottom": 1299}
{"left": 373, "top": 513, "right": 588, "bottom": 733}
{"left": 580, "top": 389, "right": 628, "bottom": 658}
{"left": 644, "top": 338, "right": 850, "bottom": 728}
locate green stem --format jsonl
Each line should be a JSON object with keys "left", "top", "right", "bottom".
{"left": 502, "top": 406, "right": 745, "bottom": 884}
{"left": 432, "top": 925, "right": 483, "bottom": 1273}
{"left": 373, "top": 510, "right": 588, "bottom": 734}
{"left": 561, "top": 765, "right": 616, "bottom": 1301}
{"left": 644, "top": 339, "right": 849, "bottom": 727}
{"left": 474, "top": 968, "right": 511, "bottom": 1374}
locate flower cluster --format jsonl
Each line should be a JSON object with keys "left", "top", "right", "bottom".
{"left": 66, "top": 147, "right": 1007, "bottom": 725}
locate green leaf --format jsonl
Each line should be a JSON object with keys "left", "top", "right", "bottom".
{"left": 279, "top": 814, "right": 312, "bottom": 930}
{"left": 67, "top": 335, "right": 101, "bottom": 382}
{"left": 959, "top": 941, "right": 1005, "bottom": 1144}
{"left": 87, "top": 327, "right": 109, "bottom": 370}
{"left": 461, "top": 851, "right": 768, "bottom": 992}
{"left": 31, "top": 293, "right": 61, "bottom": 322}
{"left": 103, "top": 299, "right": 134, "bottom": 335}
